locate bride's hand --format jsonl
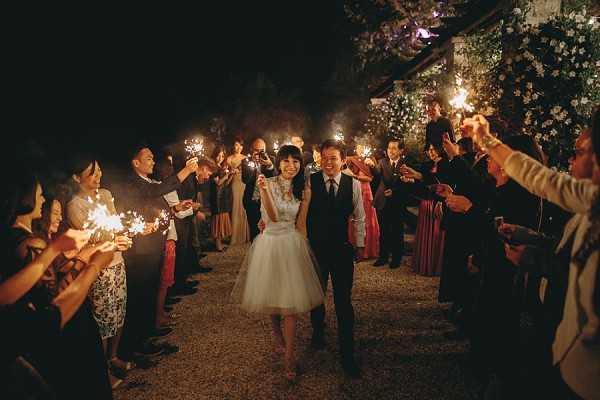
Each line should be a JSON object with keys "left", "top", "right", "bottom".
{"left": 256, "top": 174, "right": 267, "bottom": 190}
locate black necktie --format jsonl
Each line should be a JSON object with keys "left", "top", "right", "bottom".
{"left": 328, "top": 178, "right": 336, "bottom": 210}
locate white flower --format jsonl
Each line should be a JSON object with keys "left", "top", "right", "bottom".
{"left": 532, "top": 93, "right": 539, "bottom": 100}
{"left": 523, "top": 96, "right": 531, "bottom": 104}
{"left": 565, "top": 118, "right": 572, "bottom": 125}
{"left": 535, "top": 133, "right": 542, "bottom": 140}
{"left": 575, "top": 14, "right": 585, "bottom": 23}
{"left": 543, "top": 134, "right": 550, "bottom": 141}
{"left": 587, "top": 78, "right": 594, "bottom": 85}
{"left": 550, "top": 39, "right": 557, "bottom": 47}
{"left": 550, "top": 129, "right": 558, "bottom": 136}
{"left": 583, "top": 61, "right": 589, "bottom": 67}
{"left": 571, "top": 99, "right": 579, "bottom": 107}
{"left": 514, "top": 89, "right": 521, "bottom": 97}
{"left": 581, "top": 97, "right": 589, "bottom": 104}
{"left": 525, "top": 119, "right": 531, "bottom": 125}
{"left": 569, "top": 71, "right": 576, "bottom": 77}
{"left": 577, "top": 24, "right": 584, "bottom": 29}
{"left": 499, "top": 74, "right": 506, "bottom": 81}
{"left": 578, "top": 36, "right": 585, "bottom": 43}
{"left": 506, "top": 27, "right": 514, "bottom": 34}
{"left": 559, "top": 41, "right": 566, "bottom": 49}
{"left": 527, "top": 82, "right": 533, "bottom": 89}
{"left": 513, "top": 8, "right": 522, "bottom": 15}
{"left": 552, "top": 70, "right": 560, "bottom": 77}
{"left": 596, "top": 61, "right": 600, "bottom": 67}
{"left": 551, "top": 106, "right": 562, "bottom": 114}
{"left": 567, "top": 29, "right": 575, "bottom": 37}
{"left": 575, "top": 63, "right": 580, "bottom": 68}
{"left": 569, "top": 12, "right": 576, "bottom": 19}
{"left": 579, "top": 48, "right": 585, "bottom": 55}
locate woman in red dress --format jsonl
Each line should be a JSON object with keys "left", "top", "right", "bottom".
{"left": 344, "top": 145, "right": 380, "bottom": 260}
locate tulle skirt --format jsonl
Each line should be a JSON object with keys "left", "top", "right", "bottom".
{"left": 232, "top": 226, "right": 324, "bottom": 315}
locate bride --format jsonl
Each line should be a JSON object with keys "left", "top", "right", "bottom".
{"left": 232, "top": 144, "right": 324, "bottom": 381}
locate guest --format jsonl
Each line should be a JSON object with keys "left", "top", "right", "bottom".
{"left": 241, "top": 137, "right": 276, "bottom": 241}
{"left": 67, "top": 156, "right": 135, "bottom": 385}
{"left": 2, "top": 170, "right": 115, "bottom": 398}
{"left": 227, "top": 136, "right": 250, "bottom": 244}
{"left": 424, "top": 98, "right": 455, "bottom": 151}
{"left": 403, "top": 144, "right": 450, "bottom": 276}
{"left": 305, "top": 144, "right": 322, "bottom": 177}
{"left": 344, "top": 146, "right": 380, "bottom": 260}
{"left": 210, "top": 146, "right": 233, "bottom": 252}
{"left": 116, "top": 144, "right": 197, "bottom": 362}
{"left": 365, "top": 139, "right": 412, "bottom": 268}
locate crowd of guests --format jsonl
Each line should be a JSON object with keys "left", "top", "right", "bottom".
{"left": 1, "top": 101, "right": 598, "bottom": 398}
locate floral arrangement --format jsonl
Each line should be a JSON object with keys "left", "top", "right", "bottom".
{"left": 495, "top": 6, "right": 600, "bottom": 168}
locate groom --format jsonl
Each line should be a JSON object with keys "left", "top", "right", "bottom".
{"left": 307, "top": 139, "right": 365, "bottom": 378}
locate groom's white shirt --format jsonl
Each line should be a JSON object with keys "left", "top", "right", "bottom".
{"left": 322, "top": 172, "right": 366, "bottom": 247}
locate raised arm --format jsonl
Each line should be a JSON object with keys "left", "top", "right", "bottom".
{"left": 296, "top": 183, "right": 311, "bottom": 236}
{"left": 257, "top": 175, "right": 278, "bottom": 222}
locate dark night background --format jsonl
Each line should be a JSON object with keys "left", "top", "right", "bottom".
{"left": 7, "top": 1, "right": 367, "bottom": 175}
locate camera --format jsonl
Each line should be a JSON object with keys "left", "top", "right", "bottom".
{"left": 258, "top": 150, "right": 269, "bottom": 161}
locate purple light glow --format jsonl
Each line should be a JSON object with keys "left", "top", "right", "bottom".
{"left": 416, "top": 28, "right": 431, "bottom": 39}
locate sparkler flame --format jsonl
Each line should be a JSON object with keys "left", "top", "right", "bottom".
{"left": 449, "top": 76, "right": 474, "bottom": 112}
{"left": 334, "top": 131, "right": 345, "bottom": 142}
{"left": 184, "top": 138, "right": 205, "bottom": 158}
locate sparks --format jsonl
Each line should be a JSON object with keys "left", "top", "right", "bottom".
{"left": 449, "top": 75, "right": 474, "bottom": 112}
{"left": 184, "top": 137, "right": 205, "bottom": 158}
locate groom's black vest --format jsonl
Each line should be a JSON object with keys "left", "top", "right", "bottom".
{"left": 308, "top": 173, "right": 354, "bottom": 249}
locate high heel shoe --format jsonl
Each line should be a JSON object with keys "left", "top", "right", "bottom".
{"left": 284, "top": 357, "right": 297, "bottom": 382}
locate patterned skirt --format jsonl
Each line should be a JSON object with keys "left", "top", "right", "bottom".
{"left": 89, "top": 262, "right": 127, "bottom": 339}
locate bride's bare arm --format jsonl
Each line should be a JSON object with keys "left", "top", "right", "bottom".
{"left": 257, "top": 174, "right": 278, "bottom": 222}
{"left": 295, "top": 183, "right": 311, "bottom": 237}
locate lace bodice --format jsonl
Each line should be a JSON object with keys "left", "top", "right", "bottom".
{"left": 261, "top": 176, "right": 300, "bottom": 233}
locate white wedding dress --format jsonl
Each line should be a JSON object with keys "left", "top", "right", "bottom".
{"left": 232, "top": 176, "right": 324, "bottom": 315}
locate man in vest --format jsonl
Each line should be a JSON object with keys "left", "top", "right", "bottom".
{"left": 307, "top": 139, "right": 365, "bottom": 378}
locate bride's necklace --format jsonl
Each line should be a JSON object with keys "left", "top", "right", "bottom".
{"left": 277, "top": 176, "right": 293, "bottom": 202}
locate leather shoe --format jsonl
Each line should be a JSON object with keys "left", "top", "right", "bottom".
{"left": 157, "top": 341, "right": 179, "bottom": 355}
{"left": 342, "top": 359, "right": 361, "bottom": 379}
{"left": 389, "top": 262, "right": 401, "bottom": 269}
{"left": 373, "top": 258, "right": 388, "bottom": 267}
{"left": 135, "top": 341, "right": 165, "bottom": 357}
{"left": 186, "top": 279, "right": 200, "bottom": 287}
{"left": 150, "top": 327, "right": 173, "bottom": 338}
{"left": 196, "top": 266, "right": 213, "bottom": 273}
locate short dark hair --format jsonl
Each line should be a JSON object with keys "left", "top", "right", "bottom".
{"left": 504, "top": 135, "right": 545, "bottom": 165}
{"left": 457, "top": 137, "right": 474, "bottom": 154}
{"left": 130, "top": 141, "right": 150, "bottom": 161}
{"left": 320, "top": 139, "right": 346, "bottom": 159}
{"left": 387, "top": 138, "right": 405, "bottom": 149}
{"left": 197, "top": 158, "right": 216, "bottom": 171}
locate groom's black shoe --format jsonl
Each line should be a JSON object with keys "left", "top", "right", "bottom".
{"left": 342, "top": 358, "right": 361, "bottom": 379}
{"left": 310, "top": 332, "right": 326, "bottom": 351}
{"left": 373, "top": 258, "right": 388, "bottom": 267}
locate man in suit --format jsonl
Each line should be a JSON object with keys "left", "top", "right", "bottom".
{"left": 308, "top": 139, "right": 365, "bottom": 378}
{"left": 242, "top": 138, "right": 276, "bottom": 240}
{"left": 366, "top": 139, "right": 411, "bottom": 268}
{"left": 117, "top": 144, "right": 197, "bottom": 361}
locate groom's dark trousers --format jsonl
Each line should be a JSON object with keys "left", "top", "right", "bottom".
{"left": 308, "top": 172, "right": 356, "bottom": 361}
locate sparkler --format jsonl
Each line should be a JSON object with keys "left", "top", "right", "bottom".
{"left": 273, "top": 140, "right": 280, "bottom": 154}
{"left": 449, "top": 75, "right": 474, "bottom": 113}
{"left": 184, "top": 137, "right": 205, "bottom": 158}
{"left": 333, "top": 131, "right": 345, "bottom": 142}
{"left": 154, "top": 209, "right": 171, "bottom": 236}
{"left": 362, "top": 146, "right": 373, "bottom": 158}
{"left": 83, "top": 198, "right": 125, "bottom": 243}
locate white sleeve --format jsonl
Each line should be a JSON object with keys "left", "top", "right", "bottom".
{"left": 503, "top": 151, "right": 598, "bottom": 214}
{"left": 351, "top": 179, "right": 366, "bottom": 247}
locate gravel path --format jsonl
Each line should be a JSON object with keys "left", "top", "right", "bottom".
{"left": 115, "top": 239, "right": 471, "bottom": 400}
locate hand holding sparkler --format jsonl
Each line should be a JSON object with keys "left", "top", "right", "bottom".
{"left": 442, "top": 133, "right": 460, "bottom": 159}
{"left": 256, "top": 174, "right": 268, "bottom": 190}
{"left": 114, "top": 235, "right": 133, "bottom": 252}
{"left": 461, "top": 115, "right": 491, "bottom": 146}
{"left": 50, "top": 229, "right": 92, "bottom": 253}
